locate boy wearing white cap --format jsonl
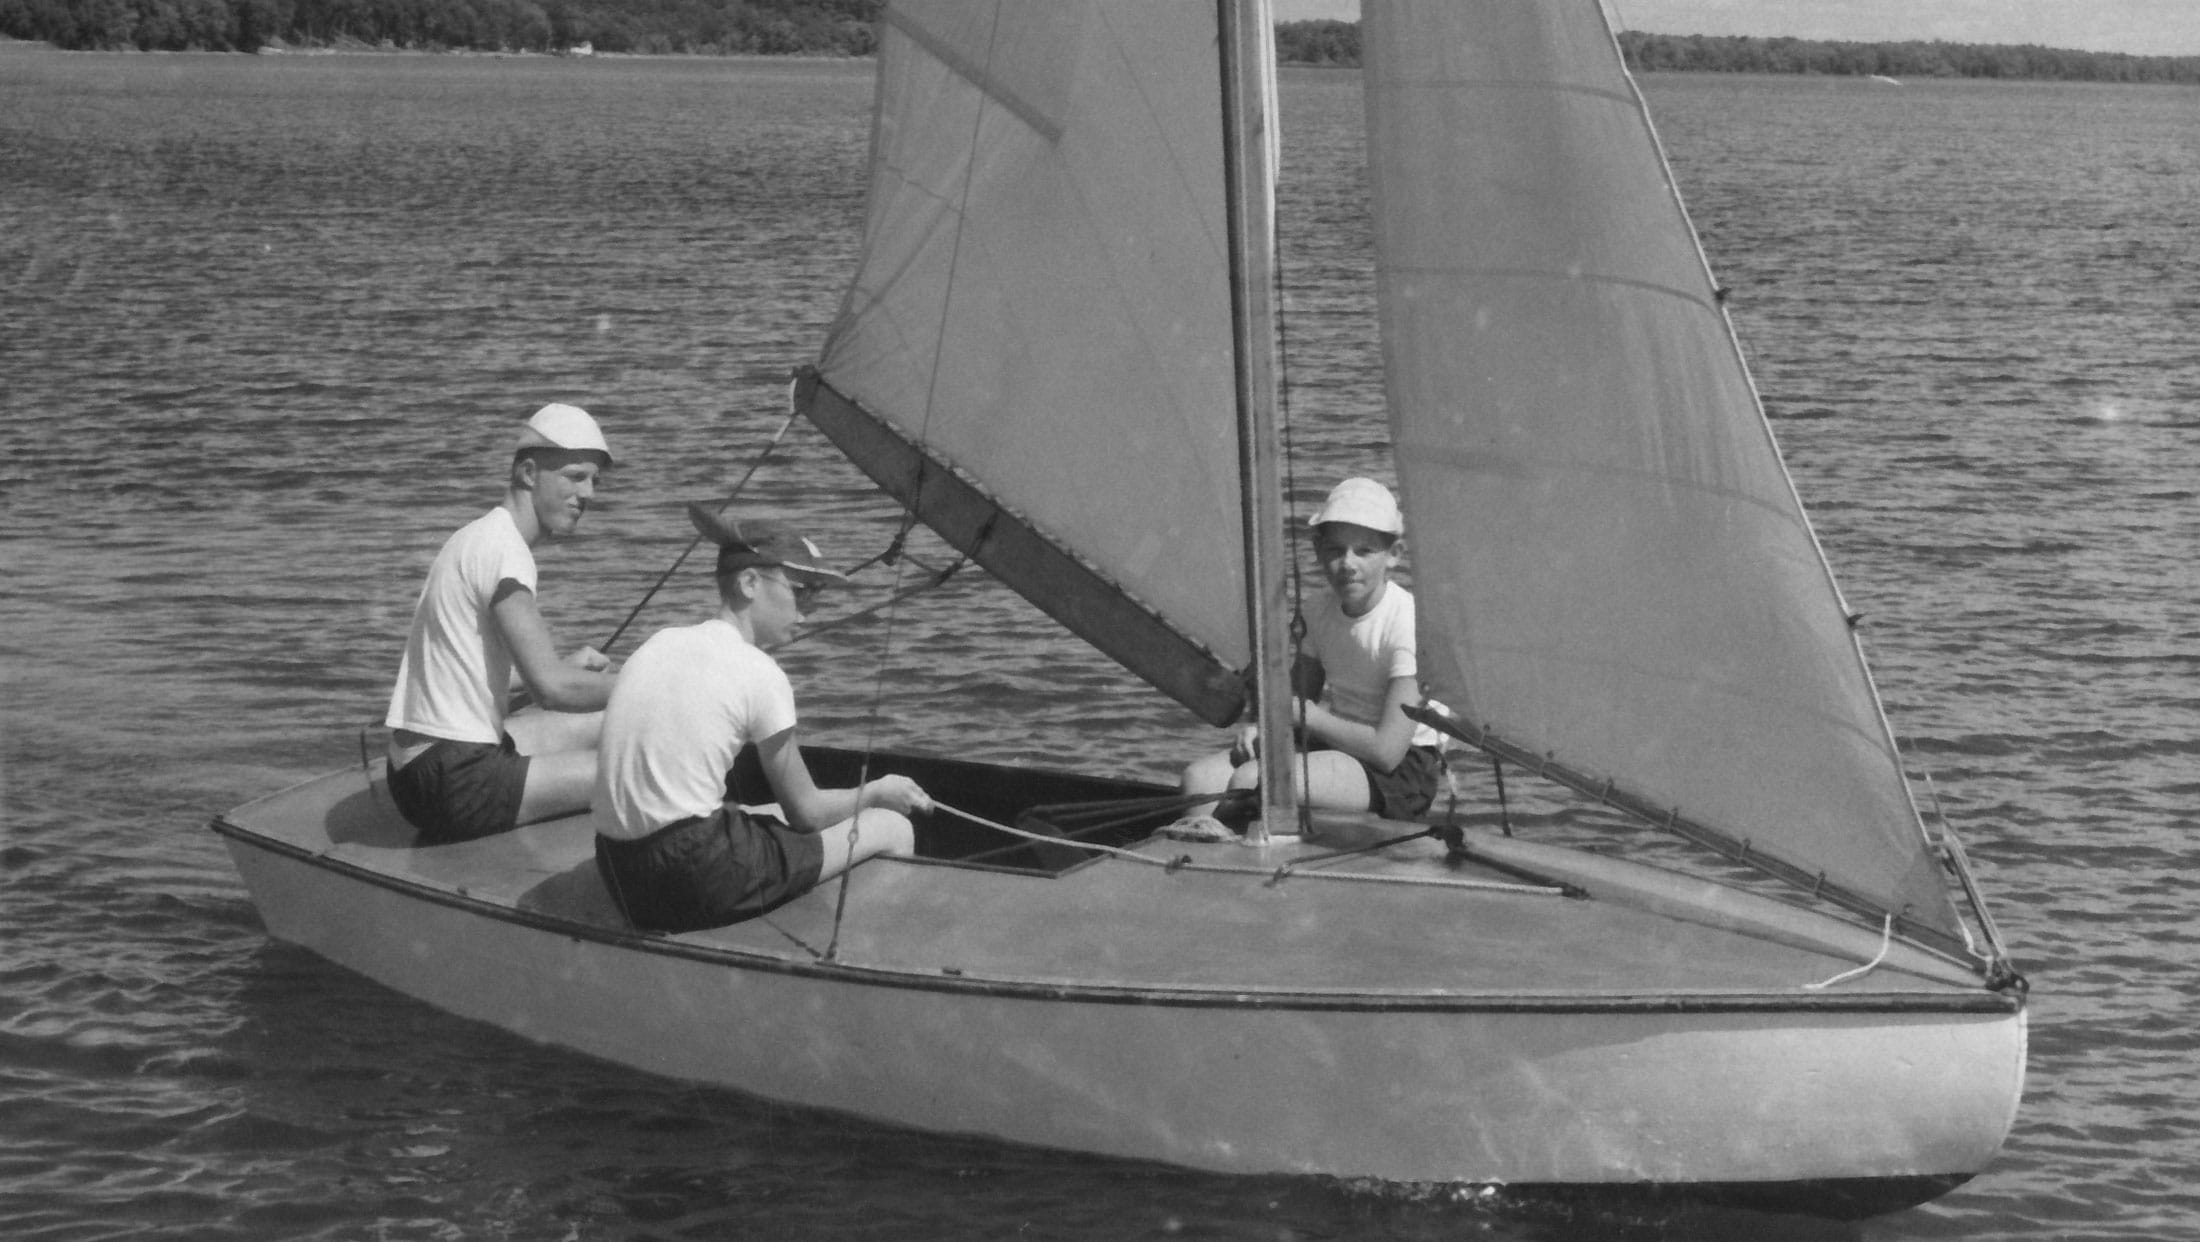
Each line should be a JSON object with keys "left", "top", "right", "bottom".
{"left": 1179, "top": 477, "right": 1445, "bottom": 826}
{"left": 383, "top": 403, "right": 620, "bottom": 843}
{"left": 591, "top": 506, "right": 929, "bottom": 931}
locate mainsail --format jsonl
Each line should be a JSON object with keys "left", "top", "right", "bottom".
{"left": 812, "top": 1, "right": 1259, "bottom": 725}
{"left": 1361, "top": 0, "right": 1963, "bottom": 943}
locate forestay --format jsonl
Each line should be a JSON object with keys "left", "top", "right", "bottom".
{"left": 816, "top": 2, "right": 1258, "bottom": 723}
{"left": 1360, "top": 0, "right": 1963, "bottom": 943}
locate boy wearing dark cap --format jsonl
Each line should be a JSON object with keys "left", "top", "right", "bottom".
{"left": 383, "top": 403, "right": 620, "bottom": 844}
{"left": 590, "top": 509, "right": 930, "bottom": 932}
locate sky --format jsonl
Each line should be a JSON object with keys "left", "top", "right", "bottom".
{"left": 1268, "top": 0, "right": 2200, "bottom": 58}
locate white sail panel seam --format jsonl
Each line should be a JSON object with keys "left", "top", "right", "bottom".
{"left": 884, "top": 8, "right": 1065, "bottom": 143}
{"left": 1376, "top": 265, "right": 1723, "bottom": 317}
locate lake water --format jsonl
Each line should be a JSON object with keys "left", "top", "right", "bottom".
{"left": 4, "top": 40, "right": 2197, "bottom": 1242}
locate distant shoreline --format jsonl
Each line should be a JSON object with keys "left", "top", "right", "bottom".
{"left": 6, "top": 24, "right": 2198, "bottom": 85}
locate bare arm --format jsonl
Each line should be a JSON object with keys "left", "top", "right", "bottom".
{"left": 1300, "top": 674, "right": 1421, "bottom": 773}
{"left": 490, "top": 581, "right": 615, "bottom": 712}
{"left": 755, "top": 727, "right": 930, "bottom": 832}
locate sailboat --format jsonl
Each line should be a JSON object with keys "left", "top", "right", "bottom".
{"left": 213, "top": 0, "right": 2026, "bottom": 1217}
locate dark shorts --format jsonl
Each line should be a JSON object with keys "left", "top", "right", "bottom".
{"left": 1366, "top": 744, "right": 1444, "bottom": 819}
{"left": 385, "top": 735, "right": 530, "bottom": 845}
{"left": 594, "top": 804, "right": 826, "bottom": 933}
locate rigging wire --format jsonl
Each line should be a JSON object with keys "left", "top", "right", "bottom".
{"left": 814, "top": 7, "right": 1006, "bottom": 961}
{"left": 598, "top": 407, "right": 800, "bottom": 658}
{"left": 821, "top": 471, "right": 927, "bottom": 963}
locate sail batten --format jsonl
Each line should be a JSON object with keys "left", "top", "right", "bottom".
{"left": 1380, "top": 267, "right": 1722, "bottom": 312}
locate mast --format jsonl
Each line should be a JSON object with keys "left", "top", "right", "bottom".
{"left": 1216, "top": 0, "right": 1295, "bottom": 843}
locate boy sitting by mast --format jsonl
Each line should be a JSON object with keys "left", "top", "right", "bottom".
{"left": 590, "top": 508, "right": 930, "bottom": 932}
{"left": 1178, "top": 477, "right": 1445, "bottom": 830}
{"left": 384, "top": 403, "right": 619, "bottom": 844}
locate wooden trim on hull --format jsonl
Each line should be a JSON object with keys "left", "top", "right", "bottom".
{"left": 214, "top": 826, "right": 2025, "bottom": 1197}
{"left": 208, "top": 818, "right": 2019, "bottom": 1018}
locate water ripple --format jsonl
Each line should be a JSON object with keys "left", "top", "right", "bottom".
{"left": 3, "top": 52, "right": 2196, "bottom": 1242}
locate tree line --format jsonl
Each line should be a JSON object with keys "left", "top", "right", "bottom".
{"left": 0, "top": 0, "right": 878, "bottom": 54}
{"left": 5, "top": 0, "right": 2198, "bottom": 86}
{"left": 1276, "top": 23, "right": 2200, "bottom": 84}
{"left": 1615, "top": 29, "right": 2200, "bottom": 84}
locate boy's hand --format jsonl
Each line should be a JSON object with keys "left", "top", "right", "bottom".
{"left": 1228, "top": 724, "right": 1260, "bottom": 766}
{"left": 864, "top": 774, "right": 933, "bottom": 817}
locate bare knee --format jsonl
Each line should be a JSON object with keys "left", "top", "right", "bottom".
{"left": 860, "top": 809, "right": 915, "bottom": 858}
{"left": 516, "top": 748, "right": 598, "bottom": 825}
{"left": 507, "top": 709, "right": 603, "bottom": 756}
{"left": 1180, "top": 750, "right": 1235, "bottom": 795}
{"left": 814, "top": 811, "right": 912, "bottom": 883}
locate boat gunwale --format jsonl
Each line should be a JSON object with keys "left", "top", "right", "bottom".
{"left": 209, "top": 813, "right": 2024, "bottom": 1018}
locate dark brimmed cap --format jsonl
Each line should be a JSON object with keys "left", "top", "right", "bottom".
{"left": 686, "top": 502, "right": 848, "bottom": 585}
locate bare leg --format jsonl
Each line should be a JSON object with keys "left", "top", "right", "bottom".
{"left": 1296, "top": 750, "right": 1375, "bottom": 812}
{"left": 505, "top": 707, "right": 603, "bottom": 756}
{"left": 1218, "top": 749, "right": 1373, "bottom": 839}
{"left": 503, "top": 708, "right": 604, "bottom": 825}
{"left": 516, "top": 747, "right": 598, "bottom": 825}
{"left": 1178, "top": 747, "right": 1239, "bottom": 817}
{"left": 813, "top": 808, "right": 915, "bottom": 883}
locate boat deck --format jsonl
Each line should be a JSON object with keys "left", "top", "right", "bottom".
{"left": 218, "top": 752, "right": 1997, "bottom": 1006}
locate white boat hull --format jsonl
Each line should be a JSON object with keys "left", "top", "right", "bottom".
{"left": 215, "top": 761, "right": 2024, "bottom": 1214}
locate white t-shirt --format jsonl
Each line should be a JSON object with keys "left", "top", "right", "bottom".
{"left": 1303, "top": 581, "right": 1441, "bottom": 749}
{"left": 385, "top": 506, "right": 537, "bottom": 745}
{"left": 590, "top": 617, "right": 798, "bottom": 841}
